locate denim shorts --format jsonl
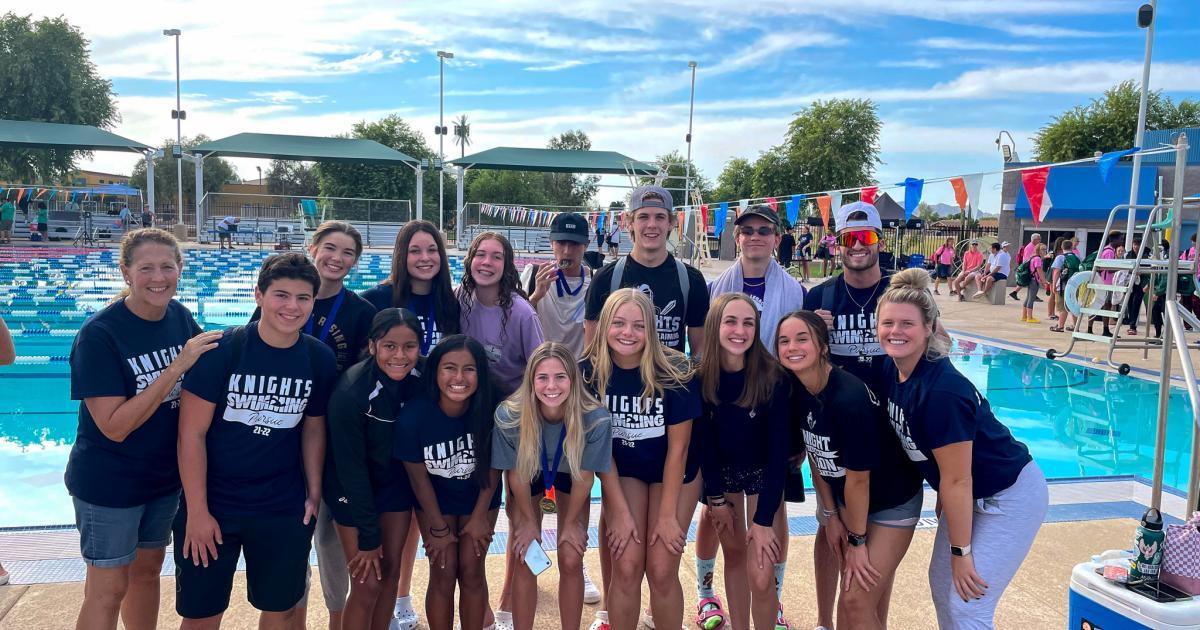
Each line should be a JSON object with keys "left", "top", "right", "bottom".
{"left": 73, "top": 491, "right": 180, "bottom": 568}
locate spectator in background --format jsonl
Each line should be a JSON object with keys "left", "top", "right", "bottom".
{"left": 118, "top": 205, "right": 132, "bottom": 231}
{"left": 1087, "top": 232, "right": 1123, "bottom": 338}
{"left": 37, "top": 203, "right": 49, "bottom": 241}
{"left": 973, "top": 242, "right": 1011, "bottom": 299}
{"left": 818, "top": 232, "right": 837, "bottom": 278}
{"left": 141, "top": 206, "right": 154, "bottom": 229}
{"left": 932, "top": 237, "right": 955, "bottom": 295}
{"left": 796, "top": 226, "right": 814, "bottom": 282}
{"left": 778, "top": 223, "right": 795, "bottom": 270}
{"left": 1020, "top": 243, "right": 1048, "bottom": 324}
{"left": 950, "top": 241, "right": 984, "bottom": 300}
{"left": 607, "top": 222, "right": 621, "bottom": 258}
{"left": 1009, "top": 233, "right": 1042, "bottom": 302}
{"left": 0, "top": 198, "right": 14, "bottom": 244}
{"left": 216, "top": 216, "right": 239, "bottom": 251}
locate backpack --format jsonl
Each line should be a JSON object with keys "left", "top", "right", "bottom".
{"left": 610, "top": 256, "right": 690, "bottom": 317}
{"left": 1060, "top": 252, "right": 1082, "bottom": 285}
{"left": 1014, "top": 260, "right": 1032, "bottom": 287}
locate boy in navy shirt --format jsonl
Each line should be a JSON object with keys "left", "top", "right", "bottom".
{"left": 175, "top": 253, "right": 336, "bottom": 628}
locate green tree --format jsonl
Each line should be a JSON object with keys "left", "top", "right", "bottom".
{"left": 750, "top": 146, "right": 799, "bottom": 198}
{"left": 712, "top": 157, "right": 754, "bottom": 202}
{"left": 544, "top": 129, "right": 599, "bottom": 207}
{"left": 266, "top": 160, "right": 318, "bottom": 197}
{"left": 638, "top": 150, "right": 711, "bottom": 207}
{"left": 0, "top": 13, "right": 118, "bottom": 183}
{"left": 466, "top": 170, "right": 552, "bottom": 206}
{"left": 1033, "top": 81, "right": 1200, "bottom": 162}
{"left": 915, "top": 201, "right": 940, "bottom": 223}
{"left": 315, "top": 114, "right": 440, "bottom": 222}
{"left": 780, "top": 98, "right": 881, "bottom": 194}
{"left": 129, "top": 135, "right": 238, "bottom": 213}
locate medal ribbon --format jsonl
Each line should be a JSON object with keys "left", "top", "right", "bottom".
{"left": 541, "top": 427, "right": 568, "bottom": 497}
{"left": 305, "top": 288, "right": 345, "bottom": 342}
{"left": 555, "top": 266, "right": 585, "bottom": 298}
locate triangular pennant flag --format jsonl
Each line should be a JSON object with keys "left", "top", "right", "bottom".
{"left": 962, "top": 173, "right": 984, "bottom": 219}
{"left": 46, "top": 189, "right": 57, "bottom": 201}
{"left": 816, "top": 196, "right": 832, "bottom": 231}
{"left": 766, "top": 196, "right": 778, "bottom": 211}
{"left": 699, "top": 204, "right": 708, "bottom": 228}
{"left": 15, "top": 188, "right": 24, "bottom": 202}
{"left": 1098, "top": 147, "right": 1139, "bottom": 183}
{"left": 786, "top": 195, "right": 801, "bottom": 225}
{"left": 1020, "top": 166, "right": 1051, "bottom": 225}
{"left": 829, "top": 191, "right": 843, "bottom": 214}
{"left": 715, "top": 202, "right": 729, "bottom": 237}
{"left": 860, "top": 186, "right": 878, "bottom": 204}
{"left": 738, "top": 199, "right": 748, "bottom": 216}
{"left": 1041, "top": 188, "right": 1054, "bottom": 222}
{"left": 950, "top": 177, "right": 969, "bottom": 212}
{"left": 901, "top": 178, "right": 923, "bottom": 219}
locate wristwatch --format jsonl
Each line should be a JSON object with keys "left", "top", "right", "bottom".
{"left": 846, "top": 531, "right": 867, "bottom": 547}
{"left": 950, "top": 544, "right": 972, "bottom": 557}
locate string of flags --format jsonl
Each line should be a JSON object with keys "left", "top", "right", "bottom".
{"left": 0, "top": 186, "right": 124, "bottom": 204}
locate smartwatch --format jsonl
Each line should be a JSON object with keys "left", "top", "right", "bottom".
{"left": 847, "top": 531, "right": 867, "bottom": 547}
{"left": 950, "top": 544, "right": 972, "bottom": 557}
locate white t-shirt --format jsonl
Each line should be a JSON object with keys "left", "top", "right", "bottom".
{"left": 993, "top": 251, "right": 1012, "bottom": 276}
{"left": 519, "top": 263, "right": 591, "bottom": 358}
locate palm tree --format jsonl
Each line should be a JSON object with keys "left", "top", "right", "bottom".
{"left": 453, "top": 114, "right": 471, "bottom": 158}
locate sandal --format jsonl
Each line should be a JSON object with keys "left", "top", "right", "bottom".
{"left": 1049, "top": 326, "right": 1064, "bottom": 333}
{"left": 695, "top": 596, "right": 727, "bottom": 630}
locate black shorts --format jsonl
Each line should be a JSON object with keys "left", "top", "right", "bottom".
{"left": 936, "top": 263, "right": 952, "bottom": 279}
{"left": 783, "top": 466, "right": 807, "bottom": 503}
{"left": 528, "top": 471, "right": 575, "bottom": 497}
{"left": 990, "top": 272, "right": 1008, "bottom": 282}
{"left": 327, "top": 478, "right": 414, "bottom": 528}
{"left": 173, "top": 509, "right": 315, "bottom": 619}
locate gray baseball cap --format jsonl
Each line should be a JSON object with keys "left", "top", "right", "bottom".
{"left": 630, "top": 185, "right": 674, "bottom": 211}
{"left": 834, "top": 201, "right": 882, "bottom": 233}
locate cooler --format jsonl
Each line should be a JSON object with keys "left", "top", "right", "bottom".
{"left": 1069, "top": 562, "right": 1200, "bottom": 629}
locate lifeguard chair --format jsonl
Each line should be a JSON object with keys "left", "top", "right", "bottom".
{"left": 298, "top": 198, "right": 325, "bottom": 247}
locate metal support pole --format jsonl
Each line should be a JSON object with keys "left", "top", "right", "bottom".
{"left": 415, "top": 165, "right": 424, "bottom": 222}
{"left": 456, "top": 165, "right": 466, "bottom": 247}
{"left": 1126, "top": 0, "right": 1157, "bottom": 251}
{"left": 193, "top": 153, "right": 203, "bottom": 236}
{"left": 174, "top": 34, "right": 183, "bottom": 226}
{"left": 1150, "top": 132, "right": 1189, "bottom": 510}
{"left": 145, "top": 153, "right": 156, "bottom": 217}
{"left": 684, "top": 61, "right": 697, "bottom": 213}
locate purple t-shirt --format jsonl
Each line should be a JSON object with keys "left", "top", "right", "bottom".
{"left": 459, "top": 294, "right": 544, "bottom": 395}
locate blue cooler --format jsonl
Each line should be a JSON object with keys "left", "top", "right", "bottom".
{"left": 1069, "top": 562, "right": 1200, "bottom": 629}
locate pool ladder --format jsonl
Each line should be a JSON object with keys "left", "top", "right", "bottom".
{"left": 1047, "top": 133, "right": 1200, "bottom": 512}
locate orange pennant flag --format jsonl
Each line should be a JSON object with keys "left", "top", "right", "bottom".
{"left": 816, "top": 195, "right": 832, "bottom": 231}
{"left": 15, "top": 188, "right": 25, "bottom": 202}
{"left": 949, "top": 177, "right": 969, "bottom": 212}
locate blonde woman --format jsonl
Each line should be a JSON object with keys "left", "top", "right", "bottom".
{"left": 584, "top": 288, "right": 702, "bottom": 630}
{"left": 493, "top": 342, "right": 612, "bottom": 630}
{"left": 878, "top": 269, "right": 1047, "bottom": 628}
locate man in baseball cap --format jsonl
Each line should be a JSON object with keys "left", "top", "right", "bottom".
{"left": 522, "top": 212, "right": 593, "bottom": 356}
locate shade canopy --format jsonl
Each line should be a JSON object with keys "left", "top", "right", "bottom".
{"left": 0, "top": 119, "right": 151, "bottom": 153}
{"left": 448, "top": 147, "right": 657, "bottom": 175}
{"left": 192, "top": 132, "right": 419, "bottom": 166}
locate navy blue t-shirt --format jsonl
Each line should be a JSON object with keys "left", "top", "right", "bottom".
{"left": 360, "top": 284, "right": 446, "bottom": 355}
{"left": 66, "top": 299, "right": 201, "bottom": 507}
{"left": 582, "top": 359, "right": 702, "bottom": 484}
{"left": 251, "top": 288, "right": 375, "bottom": 373}
{"left": 742, "top": 278, "right": 766, "bottom": 311}
{"left": 803, "top": 274, "right": 890, "bottom": 392}
{"left": 791, "top": 366, "right": 922, "bottom": 512}
{"left": 394, "top": 396, "right": 499, "bottom": 516}
{"left": 182, "top": 322, "right": 337, "bottom": 518}
{"left": 883, "top": 356, "right": 1031, "bottom": 499}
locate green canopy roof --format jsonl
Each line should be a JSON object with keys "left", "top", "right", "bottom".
{"left": 448, "top": 147, "right": 658, "bottom": 175}
{"left": 0, "top": 119, "right": 150, "bottom": 152}
{"left": 193, "top": 132, "right": 418, "bottom": 165}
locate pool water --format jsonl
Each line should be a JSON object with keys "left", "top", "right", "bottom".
{"left": 0, "top": 250, "right": 1196, "bottom": 528}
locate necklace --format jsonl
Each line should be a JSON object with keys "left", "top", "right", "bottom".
{"left": 844, "top": 277, "right": 883, "bottom": 315}
{"left": 743, "top": 278, "right": 766, "bottom": 288}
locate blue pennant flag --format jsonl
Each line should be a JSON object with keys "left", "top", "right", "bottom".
{"left": 1098, "top": 147, "right": 1140, "bottom": 183}
{"left": 901, "top": 178, "right": 924, "bottom": 219}
{"left": 715, "top": 202, "right": 730, "bottom": 237}
{"left": 787, "top": 194, "right": 803, "bottom": 225}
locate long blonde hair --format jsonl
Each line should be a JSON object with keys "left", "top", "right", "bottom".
{"left": 499, "top": 342, "right": 605, "bottom": 483}
{"left": 876, "top": 268, "right": 950, "bottom": 359}
{"left": 583, "top": 288, "right": 693, "bottom": 401}
{"left": 112, "top": 228, "right": 183, "bottom": 304}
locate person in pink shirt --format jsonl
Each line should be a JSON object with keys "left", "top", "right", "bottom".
{"left": 951, "top": 241, "right": 985, "bottom": 300}
{"left": 1009, "top": 234, "right": 1041, "bottom": 302}
{"left": 1021, "top": 243, "right": 1048, "bottom": 324}
{"left": 1087, "top": 232, "right": 1123, "bottom": 337}
{"left": 932, "top": 237, "right": 955, "bottom": 295}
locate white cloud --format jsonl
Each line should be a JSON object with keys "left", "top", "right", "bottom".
{"left": 250, "top": 91, "right": 330, "bottom": 105}
{"left": 525, "top": 60, "right": 588, "bottom": 72}
{"left": 879, "top": 59, "right": 944, "bottom": 69}
{"left": 919, "top": 37, "right": 1047, "bottom": 52}
{"left": 993, "top": 23, "right": 1121, "bottom": 38}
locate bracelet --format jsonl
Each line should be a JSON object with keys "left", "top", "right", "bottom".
{"left": 820, "top": 507, "right": 838, "bottom": 518}
{"left": 429, "top": 525, "right": 450, "bottom": 538}
{"left": 708, "top": 497, "right": 728, "bottom": 507}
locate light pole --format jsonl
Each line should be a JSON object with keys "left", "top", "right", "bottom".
{"left": 1127, "top": 0, "right": 1157, "bottom": 250}
{"left": 684, "top": 61, "right": 697, "bottom": 209}
{"left": 437, "top": 51, "right": 453, "bottom": 232}
{"left": 162, "top": 29, "right": 184, "bottom": 226}
{"left": 995, "top": 130, "right": 1019, "bottom": 163}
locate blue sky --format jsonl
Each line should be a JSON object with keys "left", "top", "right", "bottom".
{"left": 21, "top": 0, "right": 1200, "bottom": 210}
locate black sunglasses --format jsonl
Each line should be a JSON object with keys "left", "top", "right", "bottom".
{"left": 737, "top": 225, "right": 776, "bottom": 236}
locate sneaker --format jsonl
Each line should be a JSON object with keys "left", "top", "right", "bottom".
{"left": 589, "top": 611, "right": 611, "bottom": 630}
{"left": 1009, "top": 290, "right": 1019, "bottom": 300}
{"left": 972, "top": 291, "right": 985, "bottom": 299}
{"left": 775, "top": 604, "right": 790, "bottom": 629}
{"left": 390, "top": 608, "right": 419, "bottom": 630}
{"left": 1026, "top": 318, "right": 1041, "bottom": 324}
{"left": 494, "top": 611, "right": 514, "bottom": 630}
{"left": 643, "top": 607, "right": 655, "bottom": 629}
{"left": 958, "top": 293, "right": 966, "bottom": 302}
{"left": 583, "top": 565, "right": 601, "bottom": 604}
{"left": 695, "top": 596, "right": 726, "bottom": 630}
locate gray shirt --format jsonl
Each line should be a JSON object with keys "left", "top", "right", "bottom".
{"left": 492, "top": 405, "right": 612, "bottom": 478}
{"left": 519, "top": 264, "right": 590, "bottom": 358}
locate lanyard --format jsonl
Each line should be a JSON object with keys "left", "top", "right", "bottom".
{"left": 305, "top": 288, "right": 345, "bottom": 342}
{"left": 555, "top": 266, "right": 585, "bottom": 298}
{"left": 413, "top": 294, "right": 436, "bottom": 355}
{"left": 541, "top": 426, "right": 567, "bottom": 493}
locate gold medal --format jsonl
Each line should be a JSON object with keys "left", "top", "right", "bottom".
{"left": 539, "top": 496, "right": 557, "bottom": 514}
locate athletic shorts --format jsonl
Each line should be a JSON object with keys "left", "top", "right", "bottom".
{"left": 327, "top": 478, "right": 413, "bottom": 528}
{"left": 990, "top": 272, "right": 1008, "bottom": 282}
{"left": 937, "top": 263, "right": 952, "bottom": 279}
{"left": 37, "top": 222, "right": 47, "bottom": 232}
{"left": 72, "top": 491, "right": 179, "bottom": 568}
{"left": 814, "top": 489, "right": 924, "bottom": 529}
{"left": 0, "top": 220, "right": 12, "bottom": 231}
{"left": 528, "top": 471, "right": 575, "bottom": 497}
{"left": 173, "top": 509, "right": 315, "bottom": 619}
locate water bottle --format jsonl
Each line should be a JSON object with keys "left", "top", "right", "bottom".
{"left": 1130, "top": 507, "right": 1165, "bottom": 582}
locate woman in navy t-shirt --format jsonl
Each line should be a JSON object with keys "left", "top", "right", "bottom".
{"left": 877, "top": 269, "right": 1048, "bottom": 628}
{"left": 694, "top": 294, "right": 790, "bottom": 630}
{"left": 326, "top": 308, "right": 425, "bottom": 630}
{"left": 65, "top": 228, "right": 222, "bottom": 629}
{"left": 396, "top": 335, "right": 501, "bottom": 630}
{"left": 777, "top": 310, "right": 923, "bottom": 629}
{"left": 582, "top": 288, "right": 701, "bottom": 630}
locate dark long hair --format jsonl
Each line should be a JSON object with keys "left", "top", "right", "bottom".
{"left": 774, "top": 310, "right": 831, "bottom": 369}
{"left": 425, "top": 335, "right": 495, "bottom": 488}
{"left": 363, "top": 307, "right": 425, "bottom": 365}
{"left": 387, "top": 220, "right": 460, "bottom": 336}
{"left": 697, "top": 293, "right": 779, "bottom": 407}
{"left": 458, "top": 232, "right": 526, "bottom": 336}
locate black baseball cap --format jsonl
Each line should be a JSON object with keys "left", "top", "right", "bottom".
{"left": 734, "top": 204, "right": 780, "bottom": 227}
{"left": 549, "top": 212, "right": 590, "bottom": 244}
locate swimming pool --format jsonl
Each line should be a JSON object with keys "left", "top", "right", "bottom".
{"left": 0, "top": 249, "right": 1196, "bottom": 528}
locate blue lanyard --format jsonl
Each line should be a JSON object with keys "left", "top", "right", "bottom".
{"left": 305, "top": 288, "right": 345, "bottom": 342}
{"left": 555, "top": 266, "right": 585, "bottom": 298}
{"left": 541, "top": 426, "right": 567, "bottom": 492}
{"left": 413, "top": 294, "right": 436, "bottom": 355}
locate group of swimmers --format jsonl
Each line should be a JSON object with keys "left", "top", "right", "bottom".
{"left": 61, "top": 184, "right": 1047, "bottom": 630}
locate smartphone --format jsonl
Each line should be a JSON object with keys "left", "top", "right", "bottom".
{"left": 523, "top": 539, "right": 552, "bottom": 576}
